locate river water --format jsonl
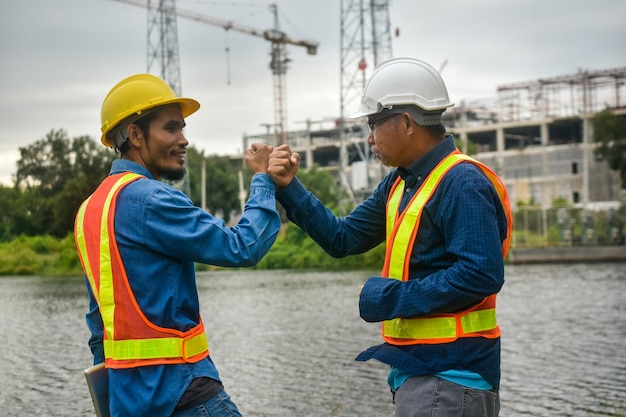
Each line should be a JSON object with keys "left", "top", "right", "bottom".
{"left": 0, "top": 263, "right": 624, "bottom": 416}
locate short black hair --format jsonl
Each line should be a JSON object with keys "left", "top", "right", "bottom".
{"left": 118, "top": 109, "right": 161, "bottom": 155}
{"left": 422, "top": 123, "right": 447, "bottom": 137}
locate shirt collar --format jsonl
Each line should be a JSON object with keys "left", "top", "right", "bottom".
{"left": 110, "top": 158, "right": 154, "bottom": 179}
{"left": 397, "top": 135, "right": 457, "bottom": 187}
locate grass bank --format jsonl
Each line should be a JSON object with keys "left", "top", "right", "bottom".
{"left": 0, "top": 230, "right": 386, "bottom": 277}
{"left": 0, "top": 234, "right": 83, "bottom": 276}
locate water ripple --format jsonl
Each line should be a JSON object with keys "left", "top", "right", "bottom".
{"left": 0, "top": 264, "right": 624, "bottom": 416}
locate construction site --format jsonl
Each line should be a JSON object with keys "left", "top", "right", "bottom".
{"left": 119, "top": 0, "right": 626, "bottom": 250}
{"left": 242, "top": 65, "right": 626, "bottom": 208}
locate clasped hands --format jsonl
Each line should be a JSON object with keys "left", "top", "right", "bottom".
{"left": 245, "top": 143, "right": 300, "bottom": 188}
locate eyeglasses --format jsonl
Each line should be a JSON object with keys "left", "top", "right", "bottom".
{"left": 367, "top": 113, "right": 401, "bottom": 132}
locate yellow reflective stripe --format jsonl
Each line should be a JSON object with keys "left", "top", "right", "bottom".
{"left": 387, "top": 154, "right": 467, "bottom": 279}
{"left": 386, "top": 184, "right": 401, "bottom": 278}
{"left": 104, "top": 332, "right": 209, "bottom": 361}
{"left": 384, "top": 317, "right": 457, "bottom": 340}
{"left": 387, "top": 194, "right": 417, "bottom": 279}
{"left": 77, "top": 172, "right": 210, "bottom": 364}
{"left": 383, "top": 153, "right": 506, "bottom": 343}
{"left": 98, "top": 173, "right": 143, "bottom": 340}
{"left": 386, "top": 180, "right": 403, "bottom": 243}
{"left": 460, "top": 308, "right": 497, "bottom": 333}
{"left": 384, "top": 308, "right": 498, "bottom": 340}
{"left": 75, "top": 199, "right": 96, "bottom": 302}
{"left": 184, "top": 332, "right": 210, "bottom": 358}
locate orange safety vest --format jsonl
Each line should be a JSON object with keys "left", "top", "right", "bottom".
{"left": 382, "top": 151, "right": 512, "bottom": 346}
{"left": 74, "top": 172, "right": 210, "bottom": 368}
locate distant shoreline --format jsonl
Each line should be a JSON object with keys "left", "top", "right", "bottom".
{"left": 507, "top": 245, "right": 626, "bottom": 264}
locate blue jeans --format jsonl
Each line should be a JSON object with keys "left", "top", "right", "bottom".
{"left": 170, "top": 389, "right": 244, "bottom": 417}
{"left": 394, "top": 375, "right": 499, "bottom": 417}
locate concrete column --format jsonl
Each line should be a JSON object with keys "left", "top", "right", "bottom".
{"left": 581, "top": 71, "right": 591, "bottom": 205}
{"left": 540, "top": 122, "right": 549, "bottom": 207}
{"left": 540, "top": 122, "right": 549, "bottom": 244}
{"left": 460, "top": 100, "right": 468, "bottom": 153}
{"left": 305, "top": 119, "right": 313, "bottom": 169}
{"left": 496, "top": 127, "right": 505, "bottom": 177}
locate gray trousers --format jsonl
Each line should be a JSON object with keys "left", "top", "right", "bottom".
{"left": 394, "top": 375, "right": 499, "bottom": 417}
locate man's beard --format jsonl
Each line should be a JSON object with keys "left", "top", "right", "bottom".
{"left": 160, "top": 166, "right": 186, "bottom": 181}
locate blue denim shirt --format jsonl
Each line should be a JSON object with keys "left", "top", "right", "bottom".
{"left": 84, "top": 159, "right": 281, "bottom": 417}
{"left": 276, "top": 136, "right": 508, "bottom": 388}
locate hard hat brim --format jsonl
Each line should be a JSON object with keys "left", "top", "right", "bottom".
{"left": 100, "top": 97, "right": 200, "bottom": 148}
{"left": 347, "top": 96, "right": 384, "bottom": 119}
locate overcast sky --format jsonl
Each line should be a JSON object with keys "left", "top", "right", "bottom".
{"left": 1, "top": 0, "right": 625, "bottom": 186}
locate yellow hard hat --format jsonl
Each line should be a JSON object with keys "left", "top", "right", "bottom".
{"left": 100, "top": 73, "right": 200, "bottom": 147}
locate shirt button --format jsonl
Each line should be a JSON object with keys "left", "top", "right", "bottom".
{"left": 417, "top": 176, "right": 423, "bottom": 181}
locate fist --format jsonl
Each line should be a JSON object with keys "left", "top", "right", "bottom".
{"left": 245, "top": 143, "right": 273, "bottom": 174}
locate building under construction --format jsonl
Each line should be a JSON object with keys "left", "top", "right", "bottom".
{"left": 242, "top": 65, "right": 626, "bottom": 212}
{"left": 127, "top": 0, "right": 624, "bottom": 222}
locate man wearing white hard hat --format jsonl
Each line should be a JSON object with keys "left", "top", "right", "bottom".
{"left": 267, "top": 58, "right": 512, "bottom": 417}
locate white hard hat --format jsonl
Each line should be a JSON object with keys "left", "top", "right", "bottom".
{"left": 349, "top": 57, "right": 454, "bottom": 125}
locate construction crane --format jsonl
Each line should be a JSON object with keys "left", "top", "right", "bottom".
{"left": 111, "top": 0, "right": 319, "bottom": 145}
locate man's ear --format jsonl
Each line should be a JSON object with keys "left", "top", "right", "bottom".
{"left": 127, "top": 124, "right": 142, "bottom": 147}
{"left": 401, "top": 113, "right": 413, "bottom": 132}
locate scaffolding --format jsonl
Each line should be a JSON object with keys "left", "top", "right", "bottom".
{"left": 496, "top": 67, "right": 626, "bottom": 122}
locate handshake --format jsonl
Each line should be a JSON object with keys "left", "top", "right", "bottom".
{"left": 245, "top": 143, "right": 301, "bottom": 188}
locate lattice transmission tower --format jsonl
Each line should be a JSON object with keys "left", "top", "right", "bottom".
{"left": 339, "top": 0, "right": 394, "bottom": 212}
{"left": 146, "top": 0, "right": 182, "bottom": 95}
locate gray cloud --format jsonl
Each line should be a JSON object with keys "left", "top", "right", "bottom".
{"left": 0, "top": 0, "right": 624, "bottom": 185}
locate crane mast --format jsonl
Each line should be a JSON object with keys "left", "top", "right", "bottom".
{"left": 111, "top": 0, "right": 318, "bottom": 145}
{"left": 338, "top": 0, "right": 393, "bottom": 213}
{"left": 146, "top": 0, "right": 182, "bottom": 95}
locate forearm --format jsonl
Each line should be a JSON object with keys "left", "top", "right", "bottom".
{"left": 208, "top": 173, "right": 282, "bottom": 267}
{"left": 141, "top": 173, "right": 281, "bottom": 267}
{"left": 359, "top": 218, "right": 505, "bottom": 321}
{"left": 359, "top": 171, "right": 507, "bottom": 322}
{"left": 359, "top": 263, "right": 503, "bottom": 322}
{"left": 276, "top": 178, "right": 385, "bottom": 257}
{"left": 276, "top": 178, "right": 339, "bottom": 252}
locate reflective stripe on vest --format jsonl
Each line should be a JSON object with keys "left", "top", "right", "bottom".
{"left": 74, "top": 172, "right": 210, "bottom": 367}
{"left": 381, "top": 152, "right": 512, "bottom": 345}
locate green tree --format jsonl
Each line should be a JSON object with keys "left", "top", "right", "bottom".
{"left": 206, "top": 155, "right": 240, "bottom": 224}
{"left": 298, "top": 164, "right": 340, "bottom": 210}
{"left": 453, "top": 137, "right": 479, "bottom": 155}
{"left": 71, "top": 135, "right": 115, "bottom": 193}
{"left": 593, "top": 109, "right": 626, "bottom": 188}
{"left": 12, "top": 186, "right": 51, "bottom": 237}
{"left": 187, "top": 155, "right": 341, "bottom": 224}
{"left": 187, "top": 152, "right": 240, "bottom": 224}
{"left": 185, "top": 145, "right": 205, "bottom": 206}
{"left": 16, "top": 129, "right": 72, "bottom": 195}
{"left": 14, "top": 130, "right": 114, "bottom": 237}
{"left": 0, "top": 185, "right": 19, "bottom": 240}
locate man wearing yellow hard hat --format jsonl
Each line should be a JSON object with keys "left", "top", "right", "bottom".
{"left": 75, "top": 73, "right": 280, "bottom": 417}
